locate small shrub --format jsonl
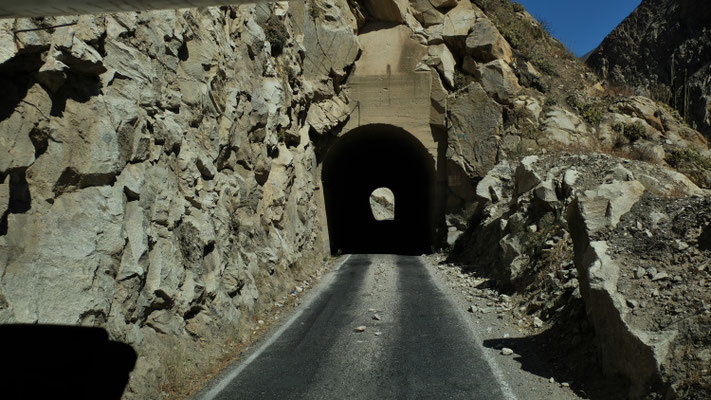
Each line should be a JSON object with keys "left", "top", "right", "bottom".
{"left": 499, "top": 26, "right": 523, "bottom": 49}
{"left": 472, "top": 0, "right": 490, "bottom": 11}
{"left": 263, "top": 16, "right": 288, "bottom": 57}
{"left": 611, "top": 122, "right": 624, "bottom": 134}
{"left": 582, "top": 104, "right": 604, "bottom": 126}
{"left": 623, "top": 121, "right": 647, "bottom": 143}
{"left": 453, "top": 69, "right": 468, "bottom": 91}
{"left": 544, "top": 97, "right": 558, "bottom": 107}
{"left": 512, "top": 2, "right": 525, "bottom": 13}
{"left": 528, "top": 52, "right": 555, "bottom": 76}
{"left": 665, "top": 147, "right": 711, "bottom": 170}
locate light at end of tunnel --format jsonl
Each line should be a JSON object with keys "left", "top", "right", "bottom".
{"left": 370, "top": 187, "right": 395, "bottom": 221}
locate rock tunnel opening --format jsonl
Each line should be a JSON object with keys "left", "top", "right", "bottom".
{"left": 322, "top": 124, "right": 435, "bottom": 255}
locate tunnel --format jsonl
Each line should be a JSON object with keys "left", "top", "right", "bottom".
{"left": 321, "top": 124, "right": 436, "bottom": 255}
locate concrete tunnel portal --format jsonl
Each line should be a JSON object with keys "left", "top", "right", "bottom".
{"left": 322, "top": 124, "right": 436, "bottom": 256}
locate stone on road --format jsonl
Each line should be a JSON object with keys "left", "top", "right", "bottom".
{"left": 196, "top": 254, "right": 508, "bottom": 400}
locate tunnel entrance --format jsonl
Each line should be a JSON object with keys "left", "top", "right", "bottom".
{"left": 322, "top": 124, "right": 435, "bottom": 255}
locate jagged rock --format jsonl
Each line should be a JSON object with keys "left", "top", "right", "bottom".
{"left": 430, "top": 70, "right": 448, "bottom": 129}
{"left": 410, "top": 0, "right": 445, "bottom": 27}
{"left": 1, "top": 186, "right": 123, "bottom": 324}
{"left": 475, "top": 59, "right": 521, "bottom": 104}
{"left": 0, "top": 20, "right": 15, "bottom": 64}
{"left": 306, "top": 94, "right": 352, "bottom": 135}
{"left": 534, "top": 179, "right": 559, "bottom": 210}
{"left": 574, "top": 181, "right": 646, "bottom": 232}
{"left": 475, "top": 161, "right": 512, "bottom": 203}
{"left": 567, "top": 217, "right": 677, "bottom": 399}
{"left": 0, "top": 84, "right": 50, "bottom": 173}
{"left": 514, "top": 156, "right": 541, "bottom": 195}
{"left": 442, "top": 1, "right": 479, "bottom": 46}
{"left": 427, "top": 43, "right": 456, "bottom": 88}
{"left": 0, "top": 178, "right": 9, "bottom": 216}
{"left": 541, "top": 107, "right": 590, "bottom": 146}
{"left": 465, "top": 17, "right": 512, "bottom": 64}
{"left": 446, "top": 83, "right": 503, "bottom": 179}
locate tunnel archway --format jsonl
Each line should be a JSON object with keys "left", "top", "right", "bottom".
{"left": 322, "top": 124, "right": 436, "bottom": 255}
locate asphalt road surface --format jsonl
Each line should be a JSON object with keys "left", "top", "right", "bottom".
{"left": 196, "top": 254, "right": 514, "bottom": 400}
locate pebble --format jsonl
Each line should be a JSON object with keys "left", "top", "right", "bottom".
{"left": 467, "top": 305, "right": 477, "bottom": 313}
{"left": 501, "top": 348, "right": 514, "bottom": 356}
{"left": 257, "top": 320, "right": 264, "bottom": 325}
{"left": 373, "top": 314, "right": 382, "bottom": 321}
{"left": 368, "top": 308, "right": 376, "bottom": 313}
{"left": 626, "top": 299, "right": 639, "bottom": 309}
{"left": 549, "top": 377, "right": 555, "bottom": 384}
{"left": 635, "top": 267, "right": 646, "bottom": 279}
{"left": 652, "top": 272, "right": 669, "bottom": 281}
{"left": 354, "top": 326, "right": 366, "bottom": 333}
{"left": 533, "top": 317, "right": 544, "bottom": 328}
{"left": 561, "top": 382, "right": 570, "bottom": 388}
{"left": 674, "top": 240, "right": 689, "bottom": 251}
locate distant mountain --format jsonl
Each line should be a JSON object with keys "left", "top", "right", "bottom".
{"left": 585, "top": 0, "right": 711, "bottom": 137}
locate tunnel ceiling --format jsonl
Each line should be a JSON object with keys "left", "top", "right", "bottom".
{"left": 322, "top": 124, "right": 435, "bottom": 255}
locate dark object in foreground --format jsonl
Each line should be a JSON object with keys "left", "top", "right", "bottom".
{"left": 0, "top": 324, "right": 137, "bottom": 400}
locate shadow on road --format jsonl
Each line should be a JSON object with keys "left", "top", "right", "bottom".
{"left": 0, "top": 324, "right": 137, "bottom": 400}
{"left": 483, "top": 326, "right": 627, "bottom": 400}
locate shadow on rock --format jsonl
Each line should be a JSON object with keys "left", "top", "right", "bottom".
{"left": 0, "top": 324, "right": 137, "bottom": 400}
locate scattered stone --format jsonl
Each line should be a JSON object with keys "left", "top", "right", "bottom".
{"left": 635, "top": 267, "right": 647, "bottom": 279}
{"left": 501, "top": 347, "right": 514, "bottom": 356}
{"left": 373, "top": 314, "right": 382, "bottom": 321}
{"left": 652, "top": 272, "right": 670, "bottom": 282}
{"left": 354, "top": 326, "right": 367, "bottom": 333}
{"left": 533, "top": 317, "right": 544, "bottom": 328}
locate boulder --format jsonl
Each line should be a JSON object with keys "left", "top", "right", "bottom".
{"left": 446, "top": 83, "right": 503, "bottom": 179}
{"left": 442, "top": 1, "right": 479, "bottom": 46}
{"left": 410, "top": 0, "right": 445, "bottom": 27}
{"left": 465, "top": 17, "right": 512, "bottom": 63}
{"left": 475, "top": 59, "right": 521, "bottom": 104}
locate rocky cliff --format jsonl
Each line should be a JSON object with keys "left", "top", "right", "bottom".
{"left": 0, "top": 2, "right": 359, "bottom": 397}
{"left": 0, "top": 0, "right": 710, "bottom": 399}
{"left": 586, "top": 0, "right": 711, "bottom": 137}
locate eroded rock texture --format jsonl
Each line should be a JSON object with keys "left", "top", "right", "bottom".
{"left": 0, "top": 2, "right": 358, "bottom": 397}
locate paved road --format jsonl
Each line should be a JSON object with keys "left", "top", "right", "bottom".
{"left": 196, "top": 254, "right": 511, "bottom": 400}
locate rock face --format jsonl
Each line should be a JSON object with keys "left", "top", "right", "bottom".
{"left": 452, "top": 152, "right": 711, "bottom": 399}
{"left": 586, "top": 0, "right": 711, "bottom": 137}
{"left": 0, "top": 3, "right": 358, "bottom": 398}
{"left": 1, "top": 0, "right": 710, "bottom": 399}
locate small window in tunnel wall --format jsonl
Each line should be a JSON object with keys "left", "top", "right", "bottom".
{"left": 370, "top": 187, "right": 395, "bottom": 221}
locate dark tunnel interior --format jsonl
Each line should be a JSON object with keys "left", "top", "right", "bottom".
{"left": 322, "top": 124, "right": 435, "bottom": 255}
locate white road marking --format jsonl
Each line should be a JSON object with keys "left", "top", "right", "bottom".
{"left": 420, "top": 256, "right": 519, "bottom": 400}
{"left": 195, "top": 254, "right": 352, "bottom": 400}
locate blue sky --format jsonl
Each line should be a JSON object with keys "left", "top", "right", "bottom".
{"left": 515, "top": 0, "right": 642, "bottom": 57}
